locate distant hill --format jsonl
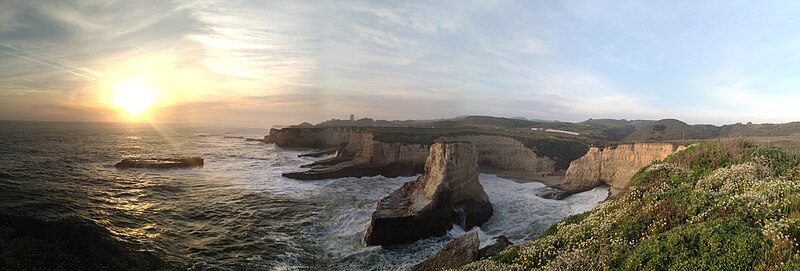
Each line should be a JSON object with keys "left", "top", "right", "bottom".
{"left": 576, "top": 119, "right": 655, "bottom": 141}
{"left": 427, "top": 115, "right": 545, "bottom": 128}
{"left": 311, "top": 116, "right": 800, "bottom": 143}
{"left": 315, "top": 118, "right": 439, "bottom": 127}
{"left": 624, "top": 119, "right": 719, "bottom": 142}
{"left": 718, "top": 122, "right": 800, "bottom": 137}
{"left": 580, "top": 118, "right": 654, "bottom": 129}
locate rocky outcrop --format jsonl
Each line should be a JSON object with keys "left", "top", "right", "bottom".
{"left": 114, "top": 157, "right": 203, "bottom": 169}
{"left": 298, "top": 147, "right": 338, "bottom": 158}
{"left": 560, "top": 143, "right": 686, "bottom": 196}
{"left": 265, "top": 127, "right": 370, "bottom": 148}
{"left": 438, "top": 135, "right": 555, "bottom": 173}
{"left": 412, "top": 231, "right": 480, "bottom": 271}
{"left": 363, "top": 142, "right": 493, "bottom": 246}
{"left": 283, "top": 140, "right": 429, "bottom": 180}
{"left": 273, "top": 127, "right": 430, "bottom": 180}
{"left": 269, "top": 127, "right": 557, "bottom": 181}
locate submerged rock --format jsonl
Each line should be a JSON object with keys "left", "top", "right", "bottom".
{"left": 412, "top": 231, "right": 480, "bottom": 271}
{"left": 114, "top": 157, "right": 204, "bottom": 169}
{"left": 363, "top": 142, "right": 493, "bottom": 246}
{"left": 535, "top": 186, "right": 571, "bottom": 200}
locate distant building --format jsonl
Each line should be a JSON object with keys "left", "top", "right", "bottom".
{"left": 350, "top": 114, "right": 355, "bottom": 122}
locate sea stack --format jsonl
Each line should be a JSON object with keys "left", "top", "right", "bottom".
{"left": 363, "top": 142, "right": 493, "bottom": 246}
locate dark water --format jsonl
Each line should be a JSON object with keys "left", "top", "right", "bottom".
{"left": 0, "top": 121, "right": 607, "bottom": 270}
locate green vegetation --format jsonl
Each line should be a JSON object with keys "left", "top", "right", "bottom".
{"left": 458, "top": 140, "right": 800, "bottom": 270}
{"left": 509, "top": 136, "right": 588, "bottom": 170}
{"left": 0, "top": 214, "right": 175, "bottom": 271}
{"left": 623, "top": 119, "right": 719, "bottom": 142}
{"left": 316, "top": 116, "right": 800, "bottom": 144}
{"left": 718, "top": 122, "right": 800, "bottom": 138}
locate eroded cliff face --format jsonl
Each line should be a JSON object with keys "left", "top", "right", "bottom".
{"left": 363, "top": 142, "right": 493, "bottom": 246}
{"left": 278, "top": 128, "right": 429, "bottom": 180}
{"left": 561, "top": 143, "right": 686, "bottom": 196}
{"left": 439, "top": 135, "right": 555, "bottom": 173}
{"left": 266, "top": 127, "right": 369, "bottom": 149}
{"left": 271, "top": 128, "right": 556, "bottom": 181}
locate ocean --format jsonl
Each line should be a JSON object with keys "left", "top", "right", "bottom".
{"left": 0, "top": 121, "right": 607, "bottom": 270}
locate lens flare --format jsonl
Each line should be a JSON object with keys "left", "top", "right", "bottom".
{"left": 112, "top": 79, "right": 160, "bottom": 116}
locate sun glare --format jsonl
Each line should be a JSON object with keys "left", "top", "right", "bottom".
{"left": 112, "top": 80, "right": 160, "bottom": 116}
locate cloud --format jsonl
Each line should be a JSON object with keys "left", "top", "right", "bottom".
{"left": 3, "top": 1, "right": 800, "bottom": 126}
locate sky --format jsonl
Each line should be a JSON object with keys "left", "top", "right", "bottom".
{"left": 2, "top": 0, "right": 800, "bottom": 126}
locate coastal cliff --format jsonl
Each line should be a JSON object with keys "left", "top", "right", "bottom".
{"left": 269, "top": 127, "right": 562, "bottom": 181}
{"left": 363, "top": 142, "right": 493, "bottom": 246}
{"left": 270, "top": 128, "right": 430, "bottom": 180}
{"left": 265, "top": 127, "right": 370, "bottom": 148}
{"left": 438, "top": 135, "right": 555, "bottom": 173}
{"left": 560, "top": 143, "right": 685, "bottom": 196}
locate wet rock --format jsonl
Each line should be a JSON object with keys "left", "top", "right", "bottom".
{"left": 535, "top": 187, "right": 571, "bottom": 200}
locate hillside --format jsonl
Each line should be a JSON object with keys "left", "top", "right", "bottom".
{"left": 426, "top": 116, "right": 546, "bottom": 129}
{"left": 623, "top": 119, "right": 720, "bottom": 142}
{"left": 459, "top": 140, "right": 800, "bottom": 270}
{"left": 580, "top": 118, "right": 654, "bottom": 129}
{"left": 718, "top": 122, "right": 800, "bottom": 138}
{"left": 314, "top": 116, "right": 800, "bottom": 144}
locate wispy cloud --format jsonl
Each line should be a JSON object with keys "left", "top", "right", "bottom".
{"left": 3, "top": 0, "right": 800, "bottom": 125}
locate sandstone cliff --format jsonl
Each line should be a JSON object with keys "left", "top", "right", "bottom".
{"left": 363, "top": 142, "right": 493, "bottom": 246}
{"left": 438, "top": 135, "right": 555, "bottom": 173}
{"left": 265, "top": 127, "right": 369, "bottom": 148}
{"left": 271, "top": 127, "right": 430, "bottom": 180}
{"left": 561, "top": 143, "right": 686, "bottom": 196}
{"left": 271, "top": 127, "right": 557, "bottom": 181}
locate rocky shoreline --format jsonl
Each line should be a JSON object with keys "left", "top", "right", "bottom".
{"left": 267, "top": 127, "right": 682, "bottom": 198}
{"left": 266, "top": 127, "right": 571, "bottom": 183}
{"left": 263, "top": 126, "right": 690, "bottom": 268}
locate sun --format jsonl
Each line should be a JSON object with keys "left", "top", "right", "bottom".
{"left": 111, "top": 79, "right": 160, "bottom": 116}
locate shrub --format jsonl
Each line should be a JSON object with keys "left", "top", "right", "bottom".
{"left": 614, "top": 218, "right": 769, "bottom": 270}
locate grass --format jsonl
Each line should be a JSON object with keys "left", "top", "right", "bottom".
{"left": 456, "top": 140, "right": 800, "bottom": 270}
